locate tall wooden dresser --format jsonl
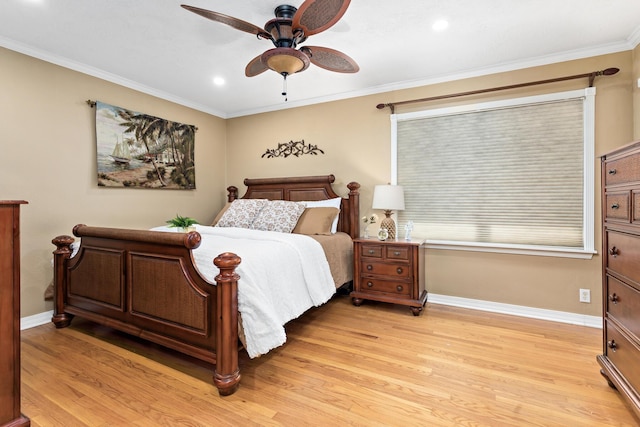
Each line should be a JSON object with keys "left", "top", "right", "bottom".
{"left": 0, "top": 201, "right": 30, "bottom": 427}
{"left": 599, "top": 141, "right": 640, "bottom": 421}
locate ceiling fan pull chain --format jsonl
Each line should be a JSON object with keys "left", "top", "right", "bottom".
{"left": 282, "top": 73, "right": 288, "bottom": 101}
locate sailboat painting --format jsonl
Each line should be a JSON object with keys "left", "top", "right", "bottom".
{"left": 110, "top": 135, "right": 131, "bottom": 164}
{"left": 95, "top": 101, "right": 196, "bottom": 189}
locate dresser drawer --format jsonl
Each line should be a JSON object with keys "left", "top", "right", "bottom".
{"left": 605, "top": 153, "right": 640, "bottom": 187}
{"left": 361, "top": 244, "right": 383, "bottom": 258}
{"left": 385, "top": 246, "right": 410, "bottom": 261}
{"left": 361, "top": 261, "right": 410, "bottom": 279}
{"left": 358, "top": 277, "right": 410, "bottom": 296}
{"left": 604, "top": 321, "right": 640, "bottom": 390}
{"left": 606, "top": 275, "right": 640, "bottom": 338}
{"left": 604, "top": 192, "right": 630, "bottom": 222}
{"left": 633, "top": 191, "right": 640, "bottom": 224}
{"left": 606, "top": 230, "right": 640, "bottom": 284}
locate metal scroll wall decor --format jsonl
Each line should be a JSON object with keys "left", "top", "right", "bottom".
{"left": 261, "top": 139, "right": 325, "bottom": 158}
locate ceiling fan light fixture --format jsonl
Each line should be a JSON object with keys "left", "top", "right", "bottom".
{"left": 261, "top": 47, "right": 310, "bottom": 75}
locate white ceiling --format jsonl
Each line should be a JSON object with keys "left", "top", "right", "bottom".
{"left": 1, "top": 0, "right": 639, "bottom": 118}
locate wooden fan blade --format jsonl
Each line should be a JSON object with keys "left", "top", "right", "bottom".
{"left": 181, "top": 5, "right": 273, "bottom": 40}
{"left": 292, "top": 0, "right": 351, "bottom": 36}
{"left": 245, "top": 54, "right": 269, "bottom": 77}
{"left": 302, "top": 46, "right": 359, "bottom": 73}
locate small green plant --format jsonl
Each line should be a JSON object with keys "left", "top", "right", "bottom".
{"left": 166, "top": 214, "right": 198, "bottom": 228}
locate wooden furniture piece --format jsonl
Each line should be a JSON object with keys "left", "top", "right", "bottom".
{"left": 52, "top": 175, "right": 359, "bottom": 397}
{"left": 351, "top": 237, "right": 427, "bottom": 316}
{"left": 598, "top": 140, "right": 640, "bottom": 421}
{"left": 0, "top": 200, "right": 30, "bottom": 427}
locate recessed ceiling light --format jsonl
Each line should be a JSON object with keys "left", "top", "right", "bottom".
{"left": 212, "top": 76, "right": 225, "bottom": 86}
{"left": 432, "top": 19, "right": 449, "bottom": 32}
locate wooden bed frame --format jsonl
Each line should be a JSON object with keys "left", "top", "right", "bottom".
{"left": 52, "top": 175, "right": 360, "bottom": 396}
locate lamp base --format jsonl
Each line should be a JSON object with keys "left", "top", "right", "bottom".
{"left": 380, "top": 210, "right": 396, "bottom": 240}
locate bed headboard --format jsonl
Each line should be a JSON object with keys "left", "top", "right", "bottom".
{"left": 226, "top": 175, "right": 360, "bottom": 239}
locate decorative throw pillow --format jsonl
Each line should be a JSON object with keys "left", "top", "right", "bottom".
{"left": 301, "top": 197, "right": 342, "bottom": 233}
{"left": 215, "top": 199, "right": 268, "bottom": 229}
{"left": 251, "top": 200, "right": 306, "bottom": 233}
{"left": 293, "top": 207, "right": 340, "bottom": 235}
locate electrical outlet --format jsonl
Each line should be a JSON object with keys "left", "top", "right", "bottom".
{"left": 579, "top": 288, "right": 591, "bottom": 303}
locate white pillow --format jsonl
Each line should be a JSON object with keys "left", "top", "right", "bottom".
{"left": 215, "top": 199, "right": 268, "bottom": 229}
{"left": 251, "top": 200, "right": 306, "bottom": 233}
{"left": 302, "top": 197, "right": 342, "bottom": 233}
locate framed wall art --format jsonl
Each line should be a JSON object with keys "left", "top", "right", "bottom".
{"left": 93, "top": 100, "right": 196, "bottom": 189}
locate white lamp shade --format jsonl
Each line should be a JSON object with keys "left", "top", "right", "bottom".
{"left": 372, "top": 185, "right": 405, "bottom": 211}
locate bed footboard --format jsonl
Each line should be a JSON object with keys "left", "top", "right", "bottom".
{"left": 51, "top": 225, "right": 242, "bottom": 396}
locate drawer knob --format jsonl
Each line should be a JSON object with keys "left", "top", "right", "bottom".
{"left": 611, "top": 203, "right": 620, "bottom": 209}
{"left": 368, "top": 249, "right": 375, "bottom": 255}
{"left": 394, "top": 251, "right": 401, "bottom": 256}
{"left": 609, "top": 293, "right": 619, "bottom": 304}
{"left": 607, "top": 340, "right": 617, "bottom": 352}
{"left": 608, "top": 169, "right": 617, "bottom": 175}
{"left": 396, "top": 267, "right": 403, "bottom": 274}
{"left": 366, "top": 265, "right": 373, "bottom": 271}
{"left": 396, "top": 285, "right": 403, "bottom": 292}
{"left": 609, "top": 246, "right": 619, "bottom": 257}
{"left": 367, "top": 281, "right": 373, "bottom": 288}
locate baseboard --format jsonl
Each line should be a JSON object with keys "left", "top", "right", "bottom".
{"left": 20, "top": 310, "right": 53, "bottom": 330}
{"left": 20, "top": 296, "right": 602, "bottom": 331}
{"left": 428, "top": 293, "right": 602, "bottom": 328}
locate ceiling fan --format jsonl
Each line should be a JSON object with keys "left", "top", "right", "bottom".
{"left": 181, "top": 0, "right": 359, "bottom": 99}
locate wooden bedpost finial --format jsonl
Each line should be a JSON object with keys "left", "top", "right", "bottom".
{"left": 51, "top": 235, "right": 75, "bottom": 328}
{"left": 213, "top": 252, "right": 242, "bottom": 396}
{"left": 227, "top": 186, "right": 239, "bottom": 202}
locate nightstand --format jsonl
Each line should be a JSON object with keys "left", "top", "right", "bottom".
{"left": 351, "top": 237, "right": 427, "bottom": 316}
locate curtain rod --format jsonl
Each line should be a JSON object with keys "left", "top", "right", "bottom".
{"left": 376, "top": 67, "right": 619, "bottom": 113}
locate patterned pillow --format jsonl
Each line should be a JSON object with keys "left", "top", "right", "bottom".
{"left": 210, "top": 202, "right": 231, "bottom": 226}
{"left": 251, "top": 200, "right": 307, "bottom": 233}
{"left": 215, "top": 199, "right": 268, "bottom": 229}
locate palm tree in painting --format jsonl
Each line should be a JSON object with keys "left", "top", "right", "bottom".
{"left": 116, "top": 108, "right": 195, "bottom": 188}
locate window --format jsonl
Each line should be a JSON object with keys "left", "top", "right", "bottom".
{"left": 392, "top": 88, "right": 595, "bottom": 258}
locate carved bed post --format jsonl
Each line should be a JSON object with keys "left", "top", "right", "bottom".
{"left": 347, "top": 181, "right": 361, "bottom": 239}
{"left": 51, "top": 235, "right": 75, "bottom": 328}
{"left": 213, "top": 252, "right": 241, "bottom": 396}
{"left": 227, "top": 186, "right": 238, "bottom": 202}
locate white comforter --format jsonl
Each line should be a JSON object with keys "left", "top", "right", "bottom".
{"left": 152, "top": 225, "right": 336, "bottom": 358}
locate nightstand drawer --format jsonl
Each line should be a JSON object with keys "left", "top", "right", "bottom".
{"left": 359, "top": 277, "right": 410, "bottom": 296}
{"left": 361, "top": 261, "right": 410, "bottom": 278}
{"left": 385, "top": 246, "right": 409, "bottom": 261}
{"left": 361, "top": 244, "right": 383, "bottom": 258}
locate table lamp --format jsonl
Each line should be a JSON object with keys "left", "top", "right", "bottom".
{"left": 372, "top": 184, "right": 405, "bottom": 239}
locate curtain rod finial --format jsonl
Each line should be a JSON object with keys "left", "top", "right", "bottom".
{"left": 376, "top": 103, "right": 387, "bottom": 110}
{"left": 602, "top": 67, "right": 619, "bottom": 76}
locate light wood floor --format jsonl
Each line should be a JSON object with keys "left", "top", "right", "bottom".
{"left": 20, "top": 295, "right": 639, "bottom": 427}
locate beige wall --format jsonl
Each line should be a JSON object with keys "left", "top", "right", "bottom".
{"left": 1, "top": 47, "right": 228, "bottom": 317}
{"left": 227, "top": 51, "right": 635, "bottom": 317}
{"left": 5, "top": 44, "right": 637, "bottom": 319}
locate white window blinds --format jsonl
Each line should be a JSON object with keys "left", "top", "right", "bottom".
{"left": 393, "top": 88, "right": 595, "bottom": 256}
